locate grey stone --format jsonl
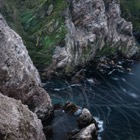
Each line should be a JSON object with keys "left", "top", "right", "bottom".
{"left": 68, "top": 123, "right": 97, "bottom": 140}
{"left": 0, "top": 14, "right": 53, "bottom": 122}
{"left": 52, "top": 0, "right": 138, "bottom": 72}
{"left": 0, "top": 93, "right": 46, "bottom": 140}
{"left": 77, "top": 108, "right": 94, "bottom": 129}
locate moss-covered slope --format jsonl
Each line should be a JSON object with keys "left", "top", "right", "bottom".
{"left": 120, "top": 0, "right": 140, "bottom": 32}
{"left": 0, "top": 0, "right": 67, "bottom": 68}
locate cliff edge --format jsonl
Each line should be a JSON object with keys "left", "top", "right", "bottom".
{"left": 0, "top": 14, "right": 53, "bottom": 122}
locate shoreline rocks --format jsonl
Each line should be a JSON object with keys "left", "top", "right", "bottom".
{"left": 0, "top": 93, "right": 46, "bottom": 140}
{"left": 77, "top": 108, "right": 98, "bottom": 130}
{"left": 48, "top": 0, "right": 139, "bottom": 75}
{"left": 67, "top": 123, "right": 97, "bottom": 140}
{"left": 60, "top": 102, "right": 98, "bottom": 140}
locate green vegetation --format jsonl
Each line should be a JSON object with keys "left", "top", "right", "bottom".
{"left": 95, "top": 43, "right": 118, "bottom": 57}
{"left": 120, "top": 0, "right": 140, "bottom": 32}
{"left": 0, "top": 0, "right": 68, "bottom": 68}
{"left": 1, "top": 0, "right": 139, "bottom": 69}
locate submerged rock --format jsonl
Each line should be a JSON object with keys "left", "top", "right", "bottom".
{"left": 0, "top": 93, "right": 46, "bottom": 140}
{"left": 0, "top": 14, "right": 53, "bottom": 122}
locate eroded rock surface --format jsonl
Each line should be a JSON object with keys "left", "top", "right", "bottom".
{"left": 52, "top": 0, "right": 138, "bottom": 73}
{"left": 0, "top": 93, "right": 46, "bottom": 140}
{"left": 77, "top": 108, "right": 96, "bottom": 129}
{"left": 0, "top": 14, "right": 53, "bottom": 121}
{"left": 0, "top": 0, "right": 139, "bottom": 75}
{"left": 68, "top": 123, "right": 97, "bottom": 140}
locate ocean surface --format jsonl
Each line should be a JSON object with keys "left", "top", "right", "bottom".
{"left": 44, "top": 62, "right": 140, "bottom": 140}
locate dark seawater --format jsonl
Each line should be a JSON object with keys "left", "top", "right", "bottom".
{"left": 44, "top": 62, "right": 140, "bottom": 140}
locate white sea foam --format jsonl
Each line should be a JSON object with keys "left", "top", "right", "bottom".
{"left": 129, "top": 92, "right": 139, "bottom": 99}
{"left": 87, "top": 78, "right": 95, "bottom": 84}
{"left": 121, "top": 78, "right": 126, "bottom": 82}
{"left": 54, "top": 88, "right": 65, "bottom": 91}
{"left": 122, "top": 87, "right": 127, "bottom": 93}
{"left": 70, "top": 84, "right": 82, "bottom": 87}
{"left": 94, "top": 117, "right": 104, "bottom": 140}
{"left": 128, "top": 72, "right": 136, "bottom": 76}
{"left": 111, "top": 77, "right": 119, "bottom": 81}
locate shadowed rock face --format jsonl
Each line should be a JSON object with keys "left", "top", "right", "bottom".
{"left": 77, "top": 108, "right": 97, "bottom": 129}
{"left": 52, "top": 0, "right": 138, "bottom": 72}
{"left": 0, "top": 14, "right": 53, "bottom": 122}
{"left": 0, "top": 93, "right": 46, "bottom": 140}
{"left": 67, "top": 124, "right": 97, "bottom": 140}
{"left": 0, "top": 0, "right": 139, "bottom": 75}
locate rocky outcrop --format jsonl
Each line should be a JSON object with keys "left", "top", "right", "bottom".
{"left": 77, "top": 108, "right": 97, "bottom": 129}
{"left": 67, "top": 124, "right": 97, "bottom": 140}
{"left": 0, "top": 93, "right": 46, "bottom": 140}
{"left": 62, "top": 104, "right": 98, "bottom": 140}
{"left": 51, "top": 0, "right": 139, "bottom": 73}
{"left": 0, "top": 0, "right": 139, "bottom": 75}
{"left": 0, "top": 14, "right": 53, "bottom": 122}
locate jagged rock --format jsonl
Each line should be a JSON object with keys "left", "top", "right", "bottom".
{"left": 0, "top": 14, "right": 53, "bottom": 122}
{"left": 0, "top": 93, "right": 46, "bottom": 140}
{"left": 67, "top": 123, "right": 97, "bottom": 140}
{"left": 1, "top": 0, "right": 139, "bottom": 75}
{"left": 77, "top": 108, "right": 97, "bottom": 129}
{"left": 52, "top": 0, "right": 138, "bottom": 72}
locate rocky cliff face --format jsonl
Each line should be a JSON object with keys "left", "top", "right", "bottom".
{"left": 0, "top": 14, "right": 53, "bottom": 122}
{"left": 0, "top": 93, "right": 46, "bottom": 140}
{"left": 52, "top": 0, "right": 138, "bottom": 73}
{"left": 0, "top": 0, "right": 139, "bottom": 75}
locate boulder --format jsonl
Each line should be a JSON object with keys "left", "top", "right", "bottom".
{"left": 67, "top": 123, "right": 97, "bottom": 140}
{"left": 0, "top": 93, "right": 46, "bottom": 140}
{"left": 0, "top": 14, "right": 53, "bottom": 122}
{"left": 77, "top": 108, "right": 97, "bottom": 129}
